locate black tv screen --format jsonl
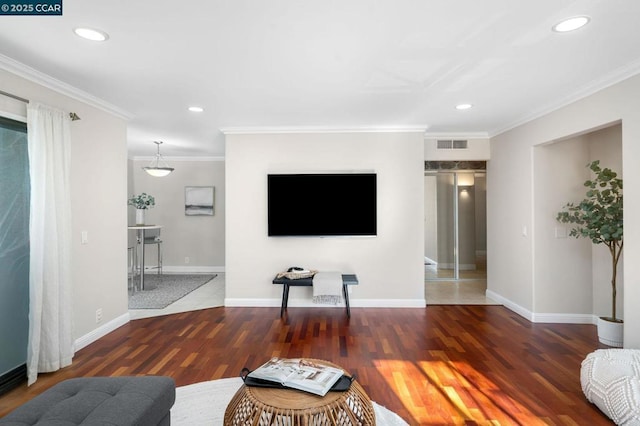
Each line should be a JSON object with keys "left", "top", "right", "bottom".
{"left": 268, "top": 173, "right": 377, "bottom": 237}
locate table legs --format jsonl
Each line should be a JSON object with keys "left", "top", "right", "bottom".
{"left": 343, "top": 284, "right": 351, "bottom": 318}
{"left": 279, "top": 283, "right": 351, "bottom": 317}
{"left": 136, "top": 229, "right": 147, "bottom": 290}
{"left": 280, "top": 284, "right": 290, "bottom": 317}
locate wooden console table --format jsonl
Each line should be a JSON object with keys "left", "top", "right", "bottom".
{"left": 272, "top": 274, "right": 358, "bottom": 318}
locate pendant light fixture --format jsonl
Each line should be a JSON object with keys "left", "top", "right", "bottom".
{"left": 143, "top": 141, "right": 174, "bottom": 177}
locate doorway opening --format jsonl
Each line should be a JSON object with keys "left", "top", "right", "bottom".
{"left": 424, "top": 161, "right": 494, "bottom": 304}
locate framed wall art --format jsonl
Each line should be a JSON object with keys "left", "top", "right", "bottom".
{"left": 185, "top": 186, "right": 214, "bottom": 216}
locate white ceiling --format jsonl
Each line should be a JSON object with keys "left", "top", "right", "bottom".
{"left": 1, "top": 0, "right": 639, "bottom": 157}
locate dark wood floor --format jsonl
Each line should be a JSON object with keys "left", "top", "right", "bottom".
{"left": 0, "top": 305, "right": 613, "bottom": 425}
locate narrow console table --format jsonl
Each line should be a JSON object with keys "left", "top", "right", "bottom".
{"left": 272, "top": 274, "right": 358, "bottom": 318}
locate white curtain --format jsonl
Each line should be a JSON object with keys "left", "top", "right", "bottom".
{"left": 26, "top": 102, "right": 74, "bottom": 385}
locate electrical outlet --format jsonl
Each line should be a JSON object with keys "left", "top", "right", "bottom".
{"left": 185, "top": 257, "right": 190, "bottom": 264}
{"left": 96, "top": 308, "right": 102, "bottom": 323}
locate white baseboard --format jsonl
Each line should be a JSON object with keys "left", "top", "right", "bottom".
{"left": 486, "top": 290, "right": 598, "bottom": 324}
{"left": 162, "top": 266, "right": 225, "bottom": 274}
{"left": 224, "top": 298, "right": 426, "bottom": 308}
{"left": 532, "top": 312, "right": 597, "bottom": 324}
{"left": 74, "top": 313, "right": 130, "bottom": 351}
{"left": 485, "top": 290, "right": 533, "bottom": 321}
{"left": 351, "top": 299, "right": 426, "bottom": 308}
{"left": 225, "top": 298, "right": 281, "bottom": 307}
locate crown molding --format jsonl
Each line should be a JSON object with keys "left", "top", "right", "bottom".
{"left": 220, "top": 125, "right": 428, "bottom": 135}
{"left": 0, "top": 53, "right": 134, "bottom": 121}
{"left": 490, "top": 59, "right": 640, "bottom": 138}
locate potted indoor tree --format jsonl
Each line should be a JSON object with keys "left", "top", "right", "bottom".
{"left": 128, "top": 192, "right": 155, "bottom": 225}
{"left": 556, "top": 160, "right": 623, "bottom": 346}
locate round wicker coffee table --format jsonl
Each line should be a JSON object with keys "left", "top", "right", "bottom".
{"left": 224, "top": 360, "right": 376, "bottom": 425}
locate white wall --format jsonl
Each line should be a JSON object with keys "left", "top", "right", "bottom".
{"left": 474, "top": 175, "right": 487, "bottom": 252}
{"left": 533, "top": 135, "right": 593, "bottom": 316}
{"left": 0, "top": 68, "right": 129, "bottom": 345}
{"left": 129, "top": 158, "right": 225, "bottom": 272}
{"left": 424, "top": 175, "right": 437, "bottom": 262}
{"left": 488, "top": 73, "right": 640, "bottom": 348}
{"left": 225, "top": 131, "right": 425, "bottom": 307}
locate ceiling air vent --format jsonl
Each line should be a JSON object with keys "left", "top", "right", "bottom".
{"left": 452, "top": 140, "right": 468, "bottom": 149}
{"left": 437, "top": 140, "right": 452, "bottom": 149}
{"left": 437, "top": 139, "right": 468, "bottom": 149}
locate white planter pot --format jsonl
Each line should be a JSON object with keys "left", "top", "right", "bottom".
{"left": 136, "top": 209, "right": 146, "bottom": 225}
{"left": 597, "top": 317, "right": 623, "bottom": 347}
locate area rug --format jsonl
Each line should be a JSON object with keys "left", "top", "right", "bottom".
{"left": 128, "top": 274, "right": 217, "bottom": 309}
{"left": 172, "top": 377, "right": 409, "bottom": 425}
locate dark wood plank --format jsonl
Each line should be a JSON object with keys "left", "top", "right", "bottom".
{"left": 0, "top": 306, "right": 613, "bottom": 425}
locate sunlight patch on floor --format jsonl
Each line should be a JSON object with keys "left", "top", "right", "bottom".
{"left": 373, "top": 358, "right": 547, "bottom": 425}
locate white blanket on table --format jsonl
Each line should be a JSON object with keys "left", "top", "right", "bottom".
{"left": 313, "top": 271, "right": 343, "bottom": 305}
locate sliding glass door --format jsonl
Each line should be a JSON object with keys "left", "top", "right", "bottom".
{"left": 0, "top": 116, "right": 29, "bottom": 390}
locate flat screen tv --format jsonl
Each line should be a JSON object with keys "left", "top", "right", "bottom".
{"left": 268, "top": 173, "right": 377, "bottom": 237}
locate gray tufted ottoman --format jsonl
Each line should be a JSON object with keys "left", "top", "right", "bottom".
{"left": 0, "top": 376, "right": 175, "bottom": 426}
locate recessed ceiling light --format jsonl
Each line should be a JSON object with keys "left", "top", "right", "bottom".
{"left": 456, "top": 104, "right": 473, "bottom": 110}
{"left": 552, "top": 16, "right": 590, "bottom": 33}
{"left": 74, "top": 27, "right": 109, "bottom": 41}
{"left": 188, "top": 106, "right": 204, "bottom": 112}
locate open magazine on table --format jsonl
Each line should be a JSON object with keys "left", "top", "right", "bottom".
{"left": 246, "top": 358, "right": 345, "bottom": 396}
